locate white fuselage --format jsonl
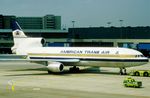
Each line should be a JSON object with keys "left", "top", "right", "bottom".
{"left": 11, "top": 22, "right": 149, "bottom": 73}
{"left": 22, "top": 47, "right": 148, "bottom": 68}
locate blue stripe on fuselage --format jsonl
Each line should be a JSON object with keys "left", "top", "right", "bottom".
{"left": 29, "top": 57, "right": 148, "bottom": 62}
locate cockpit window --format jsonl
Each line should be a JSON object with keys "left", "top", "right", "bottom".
{"left": 135, "top": 55, "right": 144, "bottom": 58}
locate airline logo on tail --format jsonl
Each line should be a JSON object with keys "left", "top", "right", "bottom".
{"left": 11, "top": 20, "right": 22, "bottom": 31}
{"left": 15, "top": 31, "right": 20, "bottom": 35}
{"left": 13, "top": 30, "right": 27, "bottom": 38}
{"left": 11, "top": 21, "right": 27, "bottom": 38}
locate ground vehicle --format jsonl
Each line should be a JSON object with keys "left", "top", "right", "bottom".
{"left": 123, "top": 77, "right": 142, "bottom": 88}
{"left": 129, "top": 70, "right": 150, "bottom": 77}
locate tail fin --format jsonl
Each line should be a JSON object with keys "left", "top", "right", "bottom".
{"left": 11, "top": 21, "right": 27, "bottom": 38}
{"left": 11, "top": 21, "right": 27, "bottom": 54}
{"left": 11, "top": 21, "right": 44, "bottom": 55}
{"left": 11, "top": 20, "right": 22, "bottom": 31}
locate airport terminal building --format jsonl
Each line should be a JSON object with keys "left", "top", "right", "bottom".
{"left": 0, "top": 14, "right": 150, "bottom": 56}
{"left": 69, "top": 27, "right": 150, "bottom": 56}
{"left": 0, "top": 14, "right": 61, "bottom": 29}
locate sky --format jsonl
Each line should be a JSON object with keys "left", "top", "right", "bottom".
{"left": 0, "top": 0, "right": 150, "bottom": 28}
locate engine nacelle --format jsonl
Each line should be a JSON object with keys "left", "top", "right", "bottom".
{"left": 47, "top": 62, "right": 64, "bottom": 72}
{"left": 23, "top": 38, "right": 46, "bottom": 47}
{"left": 15, "top": 37, "right": 45, "bottom": 48}
{"left": 12, "top": 37, "right": 46, "bottom": 54}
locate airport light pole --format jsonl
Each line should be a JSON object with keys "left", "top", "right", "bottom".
{"left": 119, "top": 20, "right": 124, "bottom": 39}
{"left": 119, "top": 20, "right": 123, "bottom": 27}
{"left": 107, "top": 22, "right": 112, "bottom": 27}
{"left": 72, "top": 21, "right": 75, "bottom": 28}
{"left": 71, "top": 20, "right": 76, "bottom": 46}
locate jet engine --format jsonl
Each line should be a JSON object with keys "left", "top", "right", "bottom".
{"left": 23, "top": 38, "right": 46, "bottom": 47}
{"left": 47, "top": 62, "right": 64, "bottom": 72}
{"left": 11, "top": 37, "right": 46, "bottom": 54}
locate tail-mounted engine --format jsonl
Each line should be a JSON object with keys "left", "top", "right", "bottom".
{"left": 23, "top": 38, "right": 46, "bottom": 47}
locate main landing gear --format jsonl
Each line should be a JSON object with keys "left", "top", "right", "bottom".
{"left": 69, "top": 66, "right": 80, "bottom": 73}
{"left": 120, "top": 67, "right": 127, "bottom": 75}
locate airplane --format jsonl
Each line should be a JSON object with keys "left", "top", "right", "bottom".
{"left": 6, "top": 21, "right": 149, "bottom": 75}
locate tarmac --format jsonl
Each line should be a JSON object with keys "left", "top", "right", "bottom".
{"left": 0, "top": 61, "right": 150, "bottom": 98}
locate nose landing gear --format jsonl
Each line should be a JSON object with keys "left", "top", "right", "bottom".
{"left": 120, "top": 67, "right": 127, "bottom": 75}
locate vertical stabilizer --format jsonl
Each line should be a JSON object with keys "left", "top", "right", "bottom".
{"left": 11, "top": 21, "right": 44, "bottom": 55}
{"left": 11, "top": 21, "right": 27, "bottom": 54}
{"left": 11, "top": 21, "right": 27, "bottom": 38}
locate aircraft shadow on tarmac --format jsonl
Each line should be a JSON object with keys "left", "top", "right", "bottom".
{"left": 5, "top": 67, "right": 119, "bottom": 76}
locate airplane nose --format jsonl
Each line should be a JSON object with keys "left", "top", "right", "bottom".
{"left": 146, "top": 58, "right": 149, "bottom": 62}
{"left": 137, "top": 58, "right": 149, "bottom": 66}
{"left": 143, "top": 58, "right": 149, "bottom": 64}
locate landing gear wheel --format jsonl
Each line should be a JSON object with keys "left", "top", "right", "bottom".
{"left": 120, "top": 68, "right": 124, "bottom": 75}
{"left": 69, "top": 66, "right": 80, "bottom": 73}
{"left": 123, "top": 68, "right": 127, "bottom": 75}
{"left": 48, "top": 70, "right": 51, "bottom": 74}
{"left": 120, "top": 68, "right": 127, "bottom": 75}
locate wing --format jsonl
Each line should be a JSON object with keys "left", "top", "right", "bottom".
{"left": 0, "top": 58, "right": 80, "bottom": 66}
{"left": 0, "top": 55, "right": 80, "bottom": 65}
